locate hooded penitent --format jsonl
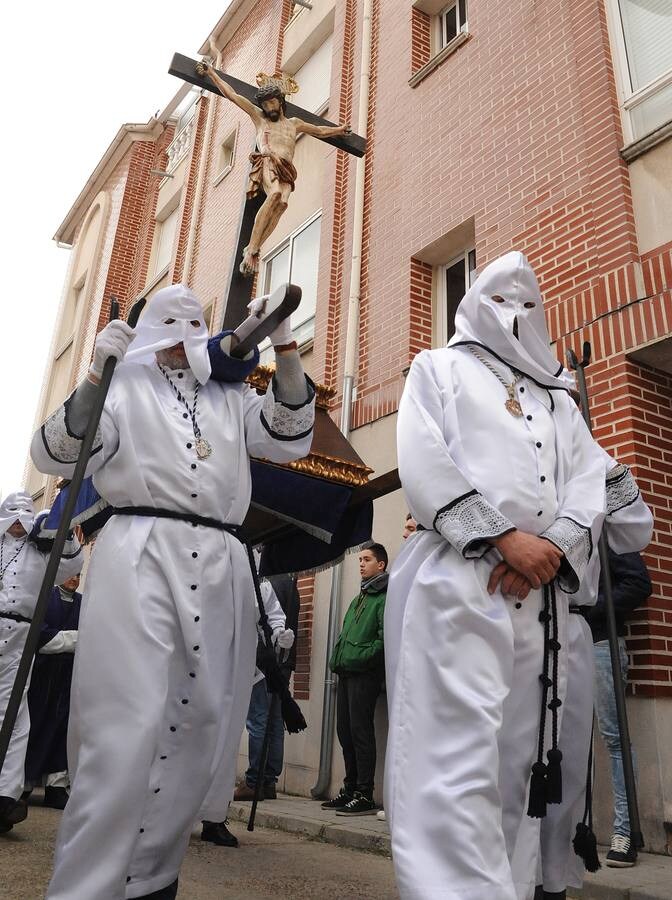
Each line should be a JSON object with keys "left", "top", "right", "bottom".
{"left": 449, "top": 250, "right": 569, "bottom": 392}
{"left": 124, "top": 283, "right": 211, "bottom": 384}
{"left": 0, "top": 491, "right": 35, "bottom": 537}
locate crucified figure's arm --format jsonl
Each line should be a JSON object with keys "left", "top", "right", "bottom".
{"left": 196, "top": 61, "right": 261, "bottom": 121}
{"left": 294, "top": 119, "right": 352, "bottom": 139}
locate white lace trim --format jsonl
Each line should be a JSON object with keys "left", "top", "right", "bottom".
{"left": 434, "top": 490, "right": 515, "bottom": 557}
{"left": 542, "top": 516, "right": 592, "bottom": 592}
{"left": 41, "top": 405, "right": 102, "bottom": 465}
{"left": 260, "top": 383, "right": 315, "bottom": 440}
{"left": 606, "top": 463, "right": 640, "bottom": 515}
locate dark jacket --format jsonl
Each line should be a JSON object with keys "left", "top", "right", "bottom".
{"left": 584, "top": 549, "right": 652, "bottom": 644}
{"left": 329, "top": 572, "right": 387, "bottom": 675}
{"left": 267, "top": 574, "right": 301, "bottom": 671}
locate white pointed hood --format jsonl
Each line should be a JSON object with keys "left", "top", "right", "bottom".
{"left": 124, "top": 283, "right": 211, "bottom": 384}
{"left": 0, "top": 490, "right": 35, "bottom": 537}
{"left": 448, "top": 251, "right": 568, "bottom": 392}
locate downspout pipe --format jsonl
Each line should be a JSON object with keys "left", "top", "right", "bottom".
{"left": 183, "top": 38, "right": 221, "bottom": 286}
{"left": 311, "top": 0, "right": 373, "bottom": 799}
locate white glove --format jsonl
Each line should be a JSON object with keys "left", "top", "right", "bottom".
{"left": 89, "top": 320, "right": 136, "bottom": 379}
{"left": 246, "top": 296, "right": 293, "bottom": 348}
{"left": 39, "top": 630, "right": 78, "bottom": 655}
{"left": 272, "top": 627, "right": 295, "bottom": 650}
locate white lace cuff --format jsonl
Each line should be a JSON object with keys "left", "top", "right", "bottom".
{"left": 433, "top": 490, "right": 515, "bottom": 558}
{"left": 542, "top": 516, "right": 593, "bottom": 593}
{"left": 39, "top": 400, "right": 103, "bottom": 466}
{"left": 260, "top": 376, "right": 315, "bottom": 442}
{"left": 606, "top": 463, "right": 640, "bottom": 515}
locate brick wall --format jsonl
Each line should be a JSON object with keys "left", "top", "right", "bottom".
{"left": 411, "top": 7, "right": 431, "bottom": 74}
{"left": 293, "top": 575, "right": 315, "bottom": 699}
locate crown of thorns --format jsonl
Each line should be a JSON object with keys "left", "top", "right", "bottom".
{"left": 256, "top": 71, "right": 299, "bottom": 97}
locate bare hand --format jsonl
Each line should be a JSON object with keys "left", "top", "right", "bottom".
{"left": 196, "top": 60, "right": 212, "bottom": 78}
{"left": 341, "top": 123, "right": 352, "bottom": 134}
{"left": 487, "top": 562, "right": 533, "bottom": 599}
{"left": 491, "top": 530, "right": 563, "bottom": 589}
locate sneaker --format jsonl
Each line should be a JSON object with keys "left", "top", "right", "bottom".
{"left": 606, "top": 834, "right": 636, "bottom": 867}
{"left": 376, "top": 809, "right": 386, "bottom": 821}
{"left": 335, "top": 791, "right": 377, "bottom": 816}
{"left": 233, "top": 782, "right": 263, "bottom": 802}
{"left": 201, "top": 819, "right": 239, "bottom": 847}
{"left": 263, "top": 783, "right": 277, "bottom": 800}
{"left": 320, "top": 789, "right": 353, "bottom": 810}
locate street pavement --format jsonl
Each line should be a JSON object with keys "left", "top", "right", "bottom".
{"left": 0, "top": 795, "right": 398, "bottom": 900}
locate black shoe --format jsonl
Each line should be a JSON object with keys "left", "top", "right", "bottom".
{"left": 320, "top": 789, "right": 353, "bottom": 810}
{"left": 263, "top": 783, "right": 277, "bottom": 800}
{"left": 44, "top": 786, "right": 69, "bottom": 810}
{"left": 335, "top": 791, "right": 377, "bottom": 816}
{"left": 0, "top": 796, "right": 27, "bottom": 828}
{"left": 606, "top": 834, "right": 636, "bottom": 867}
{"left": 201, "top": 820, "right": 239, "bottom": 847}
{"left": 135, "top": 877, "right": 178, "bottom": 899}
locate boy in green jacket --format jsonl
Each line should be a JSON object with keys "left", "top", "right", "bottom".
{"left": 322, "top": 543, "right": 388, "bottom": 816}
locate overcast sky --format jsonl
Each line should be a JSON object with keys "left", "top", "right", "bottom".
{"left": 0, "top": 1, "right": 231, "bottom": 496}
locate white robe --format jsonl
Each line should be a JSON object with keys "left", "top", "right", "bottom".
{"left": 31, "top": 360, "right": 314, "bottom": 899}
{"left": 536, "top": 459, "right": 653, "bottom": 893}
{"left": 384, "top": 347, "right": 606, "bottom": 900}
{"left": 0, "top": 533, "right": 82, "bottom": 800}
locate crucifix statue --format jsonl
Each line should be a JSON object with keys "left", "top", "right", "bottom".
{"left": 169, "top": 53, "right": 366, "bottom": 327}
{"left": 196, "top": 61, "right": 352, "bottom": 276}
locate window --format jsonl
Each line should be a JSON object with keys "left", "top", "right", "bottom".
{"left": 292, "top": 35, "right": 333, "bottom": 114}
{"left": 153, "top": 206, "right": 179, "bottom": 276}
{"left": 174, "top": 88, "right": 199, "bottom": 133}
{"left": 438, "top": 1, "right": 468, "bottom": 50}
{"left": 440, "top": 248, "right": 476, "bottom": 343}
{"left": 261, "top": 214, "right": 322, "bottom": 360}
{"left": 214, "top": 129, "right": 237, "bottom": 184}
{"left": 610, "top": 0, "right": 672, "bottom": 142}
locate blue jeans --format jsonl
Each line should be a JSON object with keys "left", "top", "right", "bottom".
{"left": 594, "top": 638, "right": 637, "bottom": 836}
{"left": 244, "top": 678, "right": 285, "bottom": 787}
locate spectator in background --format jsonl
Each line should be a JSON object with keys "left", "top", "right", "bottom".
{"left": 322, "top": 543, "right": 388, "bottom": 817}
{"left": 585, "top": 549, "right": 651, "bottom": 868}
{"left": 402, "top": 514, "right": 417, "bottom": 540}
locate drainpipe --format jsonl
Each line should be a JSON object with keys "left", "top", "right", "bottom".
{"left": 311, "top": 0, "right": 373, "bottom": 799}
{"left": 182, "top": 38, "right": 221, "bottom": 287}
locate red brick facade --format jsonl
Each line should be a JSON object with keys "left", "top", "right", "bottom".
{"left": 411, "top": 7, "right": 431, "bottom": 74}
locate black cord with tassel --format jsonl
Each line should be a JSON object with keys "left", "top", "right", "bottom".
{"left": 546, "top": 581, "right": 563, "bottom": 805}
{"left": 573, "top": 725, "right": 601, "bottom": 872}
{"left": 528, "top": 584, "right": 552, "bottom": 818}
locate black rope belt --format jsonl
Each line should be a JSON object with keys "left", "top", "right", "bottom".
{"left": 0, "top": 611, "right": 32, "bottom": 624}
{"left": 112, "top": 507, "right": 242, "bottom": 538}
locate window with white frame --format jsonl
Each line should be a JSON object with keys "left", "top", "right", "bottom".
{"left": 438, "top": 1, "right": 468, "bottom": 50}
{"left": 153, "top": 206, "right": 179, "bottom": 276}
{"left": 609, "top": 0, "right": 672, "bottom": 143}
{"left": 438, "top": 248, "right": 476, "bottom": 343}
{"left": 215, "top": 128, "right": 237, "bottom": 183}
{"left": 260, "top": 213, "right": 322, "bottom": 361}
{"left": 174, "top": 88, "right": 199, "bottom": 133}
{"left": 292, "top": 35, "right": 333, "bottom": 115}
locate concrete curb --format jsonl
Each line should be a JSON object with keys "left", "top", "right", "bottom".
{"left": 228, "top": 801, "right": 392, "bottom": 857}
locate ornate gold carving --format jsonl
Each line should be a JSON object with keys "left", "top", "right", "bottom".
{"left": 247, "top": 365, "right": 335, "bottom": 411}
{"left": 256, "top": 71, "right": 300, "bottom": 97}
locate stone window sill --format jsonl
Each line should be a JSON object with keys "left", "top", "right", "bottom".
{"left": 621, "top": 119, "right": 672, "bottom": 163}
{"left": 409, "top": 31, "right": 470, "bottom": 88}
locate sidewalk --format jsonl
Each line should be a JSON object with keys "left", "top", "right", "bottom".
{"left": 228, "top": 795, "right": 672, "bottom": 899}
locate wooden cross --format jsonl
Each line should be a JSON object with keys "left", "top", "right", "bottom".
{"left": 169, "top": 53, "right": 366, "bottom": 327}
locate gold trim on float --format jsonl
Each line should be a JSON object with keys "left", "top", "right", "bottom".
{"left": 247, "top": 365, "right": 336, "bottom": 411}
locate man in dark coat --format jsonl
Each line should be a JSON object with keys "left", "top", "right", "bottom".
{"left": 25, "top": 575, "right": 82, "bottom": 809}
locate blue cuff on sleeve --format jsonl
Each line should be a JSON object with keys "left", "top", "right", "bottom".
{"left": 208, "top": 331, "right": 260, "bottom": 383}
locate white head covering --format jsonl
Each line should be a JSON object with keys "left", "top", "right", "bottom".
{"left": 448, "top": 251, "right": 568, "bottom": 391}
{"left": 0, "top": 490, "right": 35, "bottom": 537}
{"left": 124, "top": 283, "right": 211, "bottom": 384}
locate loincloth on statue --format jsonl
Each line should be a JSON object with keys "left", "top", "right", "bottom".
{"left": 247, "top": 152, "right": 298, "bottom": 199}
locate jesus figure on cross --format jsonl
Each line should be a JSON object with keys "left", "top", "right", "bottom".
{"left": 197, "top": 61, "right": 351, "bottom": 276}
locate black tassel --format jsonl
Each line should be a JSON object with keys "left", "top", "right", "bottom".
{"left": 546, "top": 747, "right": 563, "bottom": 804}
{"left": 573, "top": 822, "right": 601, "bottom": 872}
{"left": 528, "top": 761, "right": 548, "bottom": 818}
{"left": 281, "top": 693, "right": 307, "bottom": 733}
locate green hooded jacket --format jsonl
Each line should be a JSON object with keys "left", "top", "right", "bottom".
{"left": 329, "top": 572, "right": 388, "bottom": 675}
